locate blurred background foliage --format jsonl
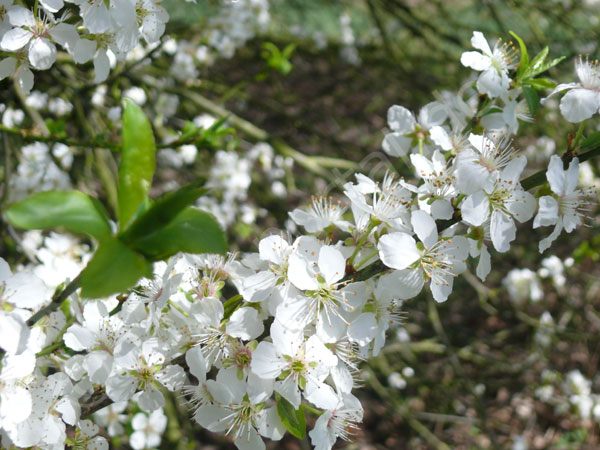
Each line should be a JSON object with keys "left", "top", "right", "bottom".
{"left": 2, "top": 0, "right": 600, "bottom": 448}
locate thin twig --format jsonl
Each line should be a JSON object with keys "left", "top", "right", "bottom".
{"left": 26, "top": 274, "right": 81, "bottom": 327}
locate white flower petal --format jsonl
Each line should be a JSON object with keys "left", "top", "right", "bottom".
{"left": 288, "top": 253, "right": 318, "bottom": 291}
{"left": 539, "top": 222, "right": 563, "bottom": 253}
{"left": 251, "top": 341, "right": 285, "bottom": 379}
{"left": 546, "top": 154, "right": 566, "bottom": 195}
{"left": 137, "top": 385, "right": 165, "bottom": 412}
{"left": 241, "top": 271, "right": 277, "bottom": 303}
{"left": 1, "top": 27, "right": 32, "bottom": 51}
{"left": 418, "top": 102, "right": 447, "bottom": 128}
{"left": 533, "top": 196, "right": 559, "bottom": 228}
{"left": 380, "top": 268, "right": 424, "bottom": 300}
{"left": 347, "top": 313, "right": 377, "bottom": 346}
{"left": 93, "top": 49, "right": 110, "bottom": 83}
{"left": 40, "top": 0, "right": 64, "bottom": 13}
{"left": 83, "top": 350, "right": 113, "bottom": 384}
{"left": 559, "top": 88, "right": 600, "bottom": 123}
{"left": 0, "top": 57, "right": 17, "bottom": 80}
{"left": 378, "top": 232, "right": 420, "bottom": 270}
{"left": 49, "top": 23, "right": 79, "bottom": 52}
{"left": 461, "top": 191, "right": 490, "bottom": 226}
{"left": 460, "top": 50, "right": 491, "bottom": 71}
{"left": 318, "top": 246, "right": 346, "bottom": 285}
{"left": 470, "top": 31, "right": 492, "bottom": 55}
{"left": 275, "top": 376, "right": 301, "bottom": 409}
{"left": 185, "top": 347, "right": 207, "bottom": 382}
{"left": 490, "top": 209, "right": 515, "bottom": 253}
{"left": 565, "top": 157, "right": 580, "bottom": 195}
{"left": 500, "top": 155, "right": 527, "bottom": 184}
{"left": 477, "top": 68, "right": 509, "bottom": 98}
{"left": 18, "top": 65, "right": 34, "bottom": 93}
{"left": 506, "top": 190, "right": 536, "bottom": 223}
{"left": 28, "top": 37, "right": 57, "bottom": 70}
{"left": 55, "top": 396, "right": 80, "bottom": 426}
{"left": 63, "top": 324, "right": 97, "bottom": 351}
{"left": 194, "top": 405, "right": 230, "bottom": 432}
{"left": 382, "top": 132, "right": 413, "bottom": 157}
{"left": 430, "top": 275, "right": 454, "bottom": 302}
{"left": 258, "top": 235, "right": 288, "bottom": 265}
{"left": 429, "top": 125, "right": 452, "bottom": 150}
{"left": 226, "top": 307, "right": 264, "bottom": 341}
{"left": 541, "top": 82, "right": 577, "bottom": 104}
{"left": 476, "top": 244, "right": 491, "bottom": 282}
{"left": 411, "top": 210, "right": 438, "bottom": 248}
{"left": 431, "top": 199, "right": 454, "bottom": 220}
{"left": 7, "top": 6, "right": 35, "bottom": 27}
{"left": 387, "top": 105, "right": 415, "bottom": 133}
{"left": 155, "top": 365, "right": 185, "bottom": 392}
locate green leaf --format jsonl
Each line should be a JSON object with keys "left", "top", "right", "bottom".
{"left": 79, "top": 238, "right": 151, "bottom": 298}
{"left": 118, "top": 99, "right": 156, "bottom": 230}
{"left": 282, "top": 43, "right": 296, "bottom": 59}
{"left": 5, "top": 190, "right": 112, "bottom": 241}
{"left": 523, "top": 77, "right": 556, "bottom": 90}
{"left": 223, "top": 294, "right": 243, "bottom": 321}
{"left": 276, "top": 395, "right": 306, "bottom": 439}
{"left": 526, "top": 46, "right": 548, "bottom": 76}
{"left": 522, "top": 86, "right": 539, "bottom": 116}
{"left": 127, "top": 207, "right": 227, "bottom": 260}
{"left": 509, "top": 31, "right": 528, "bottom": 78}
{"left": 580, "top": 131, "right": 600, "bottom": 151}
{"left": 529, "top": 56, "right": 566, "bottom": 78}
{"left": 119, "top": 181, "right": 207, "bottom": 242}
{"left": 479, "top": 107, "right": 503, "bottom": 117}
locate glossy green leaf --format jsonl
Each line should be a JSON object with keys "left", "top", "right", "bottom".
{"left": 524, "top": 77, "right": 556, "bottom": 90}
{"left": 118, "top": 99, "right": 156, "bottom": 230}
{"left": 127, "top": 207, "right": 227, "bottom": 260}
{"left": 522, "top": 86, "right": 539, "bottom": 116}
{"left": 509, "top": 31, "right": 528, "bottom": 78}
{"left": 276, "top": 395, "right": 306, "bottom": 439}
{"left": 529, "top": 56, "right": 566, "bottom": 78}
{"left": 5, "top": 190, "right": 111, "bottom": 240}
{"left": 526, "top": 46, "right": 549, "bottom": 76}
{"left": 79, "top": 238, "right": 151, "bottom": 298}
{"left": 119, "top": 181, "right": 207, "bottom": 242}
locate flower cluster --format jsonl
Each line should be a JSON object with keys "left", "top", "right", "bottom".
{"left": 1, "top": 27, "right": 599, "bottom": 450}
{"left": 0, "top": 0, "right": 168, "bottom": 89}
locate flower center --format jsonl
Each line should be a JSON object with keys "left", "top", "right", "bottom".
{"left": 234, "top": 347, "right": 252, "bottom": 369}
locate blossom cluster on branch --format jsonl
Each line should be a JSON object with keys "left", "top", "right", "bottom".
{"left": 0, "top": 14, "right": 599, "bottom": 450}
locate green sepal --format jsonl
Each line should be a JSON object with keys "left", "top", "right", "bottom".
{"left": 298, "top": 375, "right": 306, "bottom": 390}
{"left": 276, "top": 394, "right": 306, "bottom": 439}
{"left": 580, "top": 131, "right": 600, "bottom": 151}
{"left": 509, "top": 31, "right": 529, "bottom": 78}
{"left": 223, "top": 294, "right": 244, "bottom": 321}
{"left": 522, "top": 86, "right": 539, "bottom": 116}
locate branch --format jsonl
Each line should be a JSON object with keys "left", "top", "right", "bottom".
{"left": 26, "top": 274, "right": 81, "bottom": 327}
{"left": 0, "top": 123, "right": 120, "bottom": 150}
{"left": 521, "top": 141, "right": 600, "bottom": 190}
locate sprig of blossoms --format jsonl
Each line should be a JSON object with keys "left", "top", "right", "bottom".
{"left": 1, "top": 27, "right": 599, "bottom": 450}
